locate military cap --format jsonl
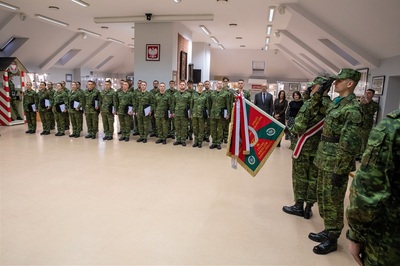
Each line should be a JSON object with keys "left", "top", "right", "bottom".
{"left": 333, "top": 68, "right": 361, "bottom": 82}
{"left": 310, "top": 76, "right": 328, "bottom": 86}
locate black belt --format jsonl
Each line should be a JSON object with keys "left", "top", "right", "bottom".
{"left": 321, "top": 135, "right": 339, "bottom": 143}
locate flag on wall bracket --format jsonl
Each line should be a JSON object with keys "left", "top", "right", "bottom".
{"left": 226, "top": 95, "right": 285, "bottom": 177}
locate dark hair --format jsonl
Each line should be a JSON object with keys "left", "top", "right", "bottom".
{"left": 223, "top": 77, "right": 229, "bottom": 82}
{"left": 238, "top": 79, "right": 244, "bottom": 82}
{"left": 187, "top": 80, "right": 193, "bottom": 84}
{"left": 292, "top": 91, "right": 302, "bottom": 99}
{"left": 366, "top": 88, "right": 375, "bottom": 94}
{"left": 278, "top": 90, "right": 286, "bottom": 99}
{"left": 105, "top": 80, "right": 111, "bottom": 84}
{"left": 169, "top": 80, "right": 175, "bottom": 83}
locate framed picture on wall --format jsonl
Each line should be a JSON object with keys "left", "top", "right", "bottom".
{"left": 372, "top": 75, "right": 385, "bottom": 95}
{"left": 146, "top": 44, "right": 160, "bottom": 61}
{"left": 354, "top": 68, "right": 368, "bottom": 96}
{"left": 65, "top": 74, "right": 72, "bottom": 82}
{"left": 180, "top": 51, "right": 187, "bottom": 80}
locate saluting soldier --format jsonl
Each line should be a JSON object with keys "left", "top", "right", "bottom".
{"left": 209, "top": 80, "right": 231, "bottom": 150}
{"left": 52, "top": 82, "right": 68, "bottom": 136}
{"left": 83, "top": 80, "right": 100, "bottom": 139}
{"left": 116, "top": 81, "right": 134, "bottom": 142}
{"left": 154, "top": 82, "right": 171, "bottom": 145}
{"left": 37, "top": 82, "right": 51, "bottom": 135}
{"left": 308, "top": 68, "right": 363, "bottom": 255}
{"left": 68, "top": 81, "right": 84, "bottom": 138}
{"left": 171, "top": 81, "right": 191, "bottom": 146}
{"left": 23, "top": 81, "right": 38, "bottom": 134}
{"left": 191, "top": 82, "right": 209, "bottom": 148}
{"left": 135, "top": 81, "right": 153, "bottom": 143}
{"left": 282, "top": 77, "right": 331, "bottom": 219}
{"left": 100, "top": 80, "right": 116, "bottom": 140}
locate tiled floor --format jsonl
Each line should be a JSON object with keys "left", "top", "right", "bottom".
{"left": 0, "top": 121, "right": 355, "bottom": 265}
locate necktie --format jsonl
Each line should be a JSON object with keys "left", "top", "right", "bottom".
{"left": 263, "top": 93, "right": 265, "bottom": 103}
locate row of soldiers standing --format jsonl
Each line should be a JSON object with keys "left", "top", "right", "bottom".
{"left": 22, "top": 77, "right": 252, "bottom": 149}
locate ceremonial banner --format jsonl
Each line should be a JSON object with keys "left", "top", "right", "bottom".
{"left": 227, "top": 96, "right": 285, "bottom": 177}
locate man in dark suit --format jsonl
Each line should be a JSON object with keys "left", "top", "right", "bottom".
{"left": 254, "top": 83, "right": 273, "bottom": 115}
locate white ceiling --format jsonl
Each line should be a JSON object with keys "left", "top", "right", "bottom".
{"left": 0, "top": 0, "right": 399, "bottom": 81}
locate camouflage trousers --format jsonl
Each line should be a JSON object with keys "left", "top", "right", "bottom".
{"left": 204, "top": 117, "right": 210, "bottom": 139}
{"left": 292, "top": 154, "right": 318, "bottom": 203}
{"left": 85, "top": 112, "right": 99, "bottom": 136}
{"left": 39, "top": 110, "right": 51, "bottom": 132}
{"left": 101, "top": 111, "right": 114, "bottom": 137}
{"left": 118, "top": 114, "right": 131, "bottom": 138}
{"left": 69, "top": 110, "right": 83, "bottom": 135}
{"left": 156, "top": 116, "right": 169, "bottom": 140}
{"left": 362, "top": 221, "right": 400, "bottom": 266}
{"left": 25, "top": 111, "right": 37, "bottom": 131}
{"left": 210, "top": 118, "right": 225, "bottom": 145}
{"left": 54, "top": 111, "right": 66, "bottom": 132}
{"left": 188, "top": 118, "right": 193, "bottom": 138}
{"left": 64, "top": 110, "right": 70, "bottom": 129}
{"left": 168, "top": 117, "right": 175, "bottom": 137}
{"left": 49, "top": 110, "right": 55, "bottom": 129}
{"left": 317, "top": 169, "right": 349, "bottom": 235}
{"left": 192, "top": 117, "right": 205, "bottom": 145}
{"left": 174, "top": 116, "right": 188, "bottom": 142}
{"left": 359, "top": 127, "right": 372, "bottom": 157}
{"left": 10, "top": 99, "right": 22, "bottom": 119}
{"left": 223, "top": 118, "right": 229, "bottom": 141}
{"left": 150, "top": 114, "right": 157, "bottom": 135}
{"left": 137, "top": 114, "right": 150, "bottom": 139}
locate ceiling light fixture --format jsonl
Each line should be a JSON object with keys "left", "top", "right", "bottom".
{"left": 48, "top": 6, "right": 59, "bottom": 10}
{"left": 229, "top": 23, "right": 237, "bottom": 27}
{"left": 128, "top": 44, "right": 135, "bottom": 48}
{"left": 173, "top": 0, "right": 181, "bottom": 3}
{"left": 0, "top": 1, "right": 19, "bottom": 10}
{"left": 71, "top": 0, "right": 89, "bottom": 7}
{"left": 199, "top": 25, "right": 211, "bottom": 35}
{"left": 78, "top": 28, "right": 101, "bottom": 37}
{"left": 210, "top": 36, "right": 219, "bottom": 44}
{"left": 264, "top": 45, "right": 269, "bottom": 51}
{"left": 236, "top": 36, "right": 243, "bottom": 39}
{"left": 218, "top": 44, "right": 225, "bottom": 50}
{"left": 35, "top": 14, "right": 69, "bottom": 27}
{"left": 101, "top": 26, "right": 109, "bottom": 29}
{"left": 265, "top": 37, "right": 270, "bottom": 45}
{"left": 268, "top": 6, "right": 276, "bottom": 22}
{"left": 266, "top": 25, "right": 272, "bottom": 36}
{"left": 107, "top": 38, "right": 124, "bottom": 44}
{"left": 1, "top": 37, "right": 15, "bottom": 50}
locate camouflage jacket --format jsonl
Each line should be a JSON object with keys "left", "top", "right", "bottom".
{"left": 191, "top": 91, "right": 209, "bottom": 119}
{"left": 172, "top": 91, "right": 191, "bottom": 117}
{"left": 166, "top": 88, "right": 177, "bottom": 97}
{"left": 289, "top": 95, "right": 331, "bottom": 154}
{"left": 100, "top": 89, "right": 116, "bottom": 113}
{"left": 360, "top": 100, "right": 379, "bottom": 130}
{"left": 209, "top": 90, "right": 232, "bottom": 119}
{"left": 154, "top": 93, "right": 171, "bottom": 118}
{"left": 83, "top": 88, "right": 101, "bottom": 113}
{"left": 52, "top": 90, "right": 68, "bottom": 113}
{"left": 115, "top": 90, "right": 134, "bottom": 115}
{"left": 37, "top": 89, "right": 50, "bottom": 111}
{"left": 68, "top": 89, "right": 84, "bottom": 112}
{"left": 135, "top": 90, "right": 153, "bottom": 116}
{"left": 237, "top": 89, "right": 251, "bottom": 101}
{"left": 23, "top": 89, "right": 38, "bottom": 112}
{"left": 313, "top": 93, "right": 362, "bottom": 174}
{"left": 346, "top": 109, "right": 400, "bottom": 243}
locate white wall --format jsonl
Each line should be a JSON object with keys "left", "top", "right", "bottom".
{"left": 192, "top": 42, "right": 211, "bottom": 82}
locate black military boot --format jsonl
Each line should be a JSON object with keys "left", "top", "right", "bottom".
{"left": 303, "top": 203, "right": 313, "bottom": 219}
{"left": 308, "top": 230, "right": 328, "bottom": 242}
{"left": 282, "top": 201, "right": 304, "bottom": 217}
{"left": 313, "top": 231, "right": 339, "bottom": 255}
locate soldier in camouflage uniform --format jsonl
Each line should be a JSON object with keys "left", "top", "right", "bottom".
{"left": 357, "top": 88, "right": 380, "bottom": 159}
{"left": 237, "top": 79, "right": 251, "bottom": 100}
{"left": 52, "top": 82, "right": 69, "bottom": 136}
{"left": 8, "top": 77, "right": 23, "bottom": 121}
{"left": 346, "top": 108, "right": 400, "bottom": 266}
{"left": 282, "top": 77, "right": 331, "bottom": 219}
{"left": 166, "top": 80, "right": 177, "bottom": 138}
{"left": 83, "top": 80, "right": 100, "bottom": 139}
{"left": 68, "top": 82, "right": 84, "bottom": 138}
{"left": 154, "top": 82, "right": 171, "bottom": 145}
{"left": 37, "top": 82, "right": 51, "bottom": 135}
{"left": 149, "top": 80, "right": 159, "bottom": 137}
{"left": 186, "top": 80, "right": 195, "bottom": 140}
{"left": 222, "top": 77, "right": 233, "bottom": 143}
{"left": 209, "top": 80, "right": 231, "bottom": 150}
{"left": 203, "top": 80, "right": 212, "bottom": 142}
{"left": 100, "top": 80, "right": 116, "bottom": 140}
{"left": 23, "top": 81, "right": 38, "bottom": 134}
{"left": 308, "top": 68, "right": 363, "bottom": 255}
{"left": 61, "top": 81, "right": 70, "bottom": 130}
{"left": 135, "top": 81, "right": 153, "bottom": 143}
{"left": 171, "top": 81, "right": 191, "bottom": 146}
{"left": 191, "top": 82, "right": 209, "bottom": 148}
{"left": 116, "top": 81, "right": 134, "bottom": 142}
{"left": 47, "top": 82, "right": 56, "bottom": 130}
